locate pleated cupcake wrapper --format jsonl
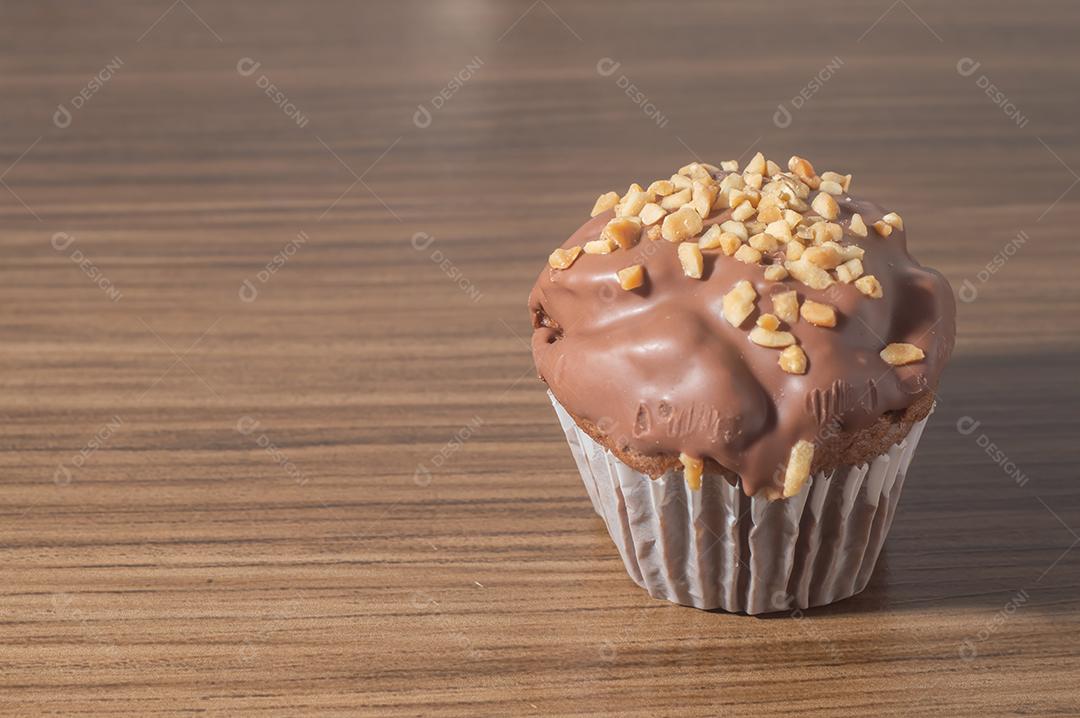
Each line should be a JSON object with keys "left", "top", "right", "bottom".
{"left": 550, "top": 392, "right": 929, "bottom": 614}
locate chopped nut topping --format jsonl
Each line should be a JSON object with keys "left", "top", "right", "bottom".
{"left": 722, "top": 280, "right": 757, "bottom": 327}
{"left": 882, "top": 212, "right": 904, "bottom": 230}
{"left": 756, "top": 313, "right": 780, "bottom": 331}
{"left": 811, "top": 192, "right": 840, "bottom": 221}
{"left": 678, "top": 242, "right": 704, "bottom": 279}
{"left": 749, "top": 233, "right": 779, "bottom": 252}
{"left": 720, "top": 159, "right": 739, "bottom": 172}
{"left": 602, "top": 217, "right": 642, "bottom": 249}
{"left": 764, "top": 264, "right": 789, "bottom": 281}
{"left": 880, "top": 342, "right": 924, "bottom": 366}
{"left": 549, "top": 246, "right": 582, "bottom": 269}
{"left": 745, "top": 151, "right": 767, "bottom": 175}
{"left": 617, "top": 264, "right": 645, "bottom": 290}
{"left": 639, "top": 202, "right": 667, "bottom": 226}
{"left": 670, "top": 174, "right": 692, "bottom": 190}
{"left": 743, "top": 171, "right": 764, "bottom": 189}
{"left": 646, "top": 225, "right": 662, "bottom": 241}
{"left": 691, "top": 181, "right": 718, "bottom": 218}
{"left": 745, "top": 220, "right": 767, "bottom": 236}
{"left": 788, "top": 155, "right": 816, "bottom": 181}
{"left": 855, "top": 274, "right": 883, "bottom": 298}
{"left": 647, "top": 179, "right": 675, "bottom": 197}
{"left": 826, "top": 241, "right": 864, "bottom": 261}
{"left": 778, "top": 345, "right": 807, "bottom": 375}
{"left": 680, "top": 452, "right": 704, "bottom": 490}
{"left": 764, "top": 219, "right": 793, "bottom": 242}
{"left": 731, "top": 200, "right": 757, "bottom": 221}
{"left": 784, "top": 440, "right": 814, "bottom": 498}
{"left": 836, "top": 257, "right": 864, "bottom": 283}
{"left": 734, "top": 244, "right": 763, "bottom": 265}
{"left": 757, "top": 204, "right": 783, "bottom": 223}
{"left": 719, "top": 232, "right": 742, "bottom": 256}
{"left": 720, "top": 219, "right": 748, "bottom": 241}
{"left": 661, "top": 206, "right": 704, "bottom": 242}
{"left": 785, "top": 258, "right": 834, "bottom": 289}
{"left": 800, "top": 299, "right": 838, "bottom": 327}
{"left": 783, "top": 209, "right": 804, "bottom": 229}
{"left": 821, "top": 171, "right": 851, "bottom": 192}
{"left": 583, "top": 238, "right": 615, "bottom": 255}
{"left": 772, "top": 290, "right": 799, "bottom": 324}
{"left": 749, "top": 326, "right": 797, "bottom": 348}
{"left": 765, "top": 159, "right": 784, "bottom": 178}
{"left": 697, "top": 225, "right": 722, "bottom": 249}
{"left": 661, "top": 188, "right": 692, "bottom": 211}
{"left": 786, "top": 239, "right": 806, "bottom": 260}
{"left": 591, "top": 192, "right": 620, "bottom": 217}
{"left": 802, "top": 245, "right": 843, "bottom": 269}
{"left": 848, "top": 213, "right": 868, "bottom": 237}
{"left": 819, "top": 180, "right": 844, "bottom": 196}
{"left": 873, "top": 220, "right": 893, "bottom": 237}
{"left": 616, "top": 186, "right": 653, "bottom": 217}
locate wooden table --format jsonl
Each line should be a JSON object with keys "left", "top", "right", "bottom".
{"left": 1, "top": 1, "right": 1077, "bottom": 715}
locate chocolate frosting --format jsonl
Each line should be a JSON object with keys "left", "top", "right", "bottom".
{"left": 529, "top": 181, "right": 955, "bottom": 497}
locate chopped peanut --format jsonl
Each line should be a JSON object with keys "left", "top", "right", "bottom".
{"left": 732, "top": 200, "right": 757, "bottom": 221}
{"left": 720, "top": 220, "right": 749, "bottom": 241}
{"left": 836, "top": 258, "right": 864, "bottom": 283}
{"left": 722, "top": 280, "right": 757, "bottom": 327}
{"left": 639, "top": 202, "right": 667, "bottom": 226}
{"left": 855, "top": 274, "right": 883, "bottom": 298}
{"left": 811, "top": 192, "right": 840, "bottom": 220}
{"left": 583, "top": 238, "right": 615, "bottom": 255}
{"left": 784, "top": 259, "right": 834, "bottom": 289}
{"left": 617, "top": 264, "right": 645, "bottom": 290}
{"left": 719, "top": 232, "right": 742, "bottom": 256}
{"left": 803, "top": 245, "right": 843, "bottom": 269}
{"left": 734, "top": 244, "right": 763, "bottom": 265}
{"left": 698, "top": 225, "right": 723, "bottom": 250}
{"left": 691, "top": 181, "right": 718, "bottom": 218}
{"left": 800, "top": 299, "right": 837, "bottom": 327}
{"left": 647, "top": 179, "right": 675, "bottom": 197}
{"left": 548, "top": 246, "right": 582, "bottom": 269}
{"left": 601, "top": 217, "right": 642, "bottom": 250}
{"left": 882, "top": 212, "right": 904, "bottom": 230}
{"left": 646, "top": 225, "right": 662, "bottom": 241}
{"left": 873, "top": 220, "right": 893, "bottom": 237}
{"left": 661, "top": 188, "right": 692, "bottom": 211}
{"left": 616, "top": 186, "right": 652, "bottom": 217}
{"left": 772, "top": 290, "right": 799, "bottom": 324}
{"left": 818, "top": 180, "right": 843, "bottom": 195}
{"left": 757, "top": 313, "right": 781, "bottom": 331}
{"left": 680, "top": 453, "right": 704, "bottom": 490}
{"left": 749, "top": 233, "right": 780, "bottom": 252}
{"left": 661, "top": 206, "right": 704, "bottom": 242}
{"left": 778, "top": 345, "right": 807, "bottom": 375}
{"left": 591, "top": 192, "right": 619, "bottom": 217}
{"left": 880, "top": 342, "right": 924, "bottom": 365}
{"left": 749, "top": 326, "right": 797, "bottom": 348}
{"left": 745, "top": 151, "right": 767, "bottom": 175}
{"left": 783, "top": 440, "right": 815, "bottom": 497}
{"left": 849, "top": 213, "right": 868, "bottom": 237}
{"left": 764, "top": 264, "right": 789, "bottom": 281}
{"left": 720, "top": 159, "right": 739, "bottom": 171}
{"left": 678, "top": 242, "right": 704, "bottom": 279}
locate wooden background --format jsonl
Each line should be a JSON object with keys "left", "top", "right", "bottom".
{"left": 1, "top": 1, "right": 1078, "bottom": 715}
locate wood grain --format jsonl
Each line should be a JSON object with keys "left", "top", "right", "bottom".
{"left": 0, "top": 1, "right": 1078, "bottom": 715}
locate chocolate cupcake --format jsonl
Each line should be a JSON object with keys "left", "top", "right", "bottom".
{"left": 529, "top": 152, "right": 955, "bottom": 613}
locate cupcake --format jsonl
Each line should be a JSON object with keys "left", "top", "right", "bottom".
{"left": 529, "top": 152, "right": 955, "bottom": 613}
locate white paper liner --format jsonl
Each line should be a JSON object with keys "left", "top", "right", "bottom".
{"left": 550, "top": 393, "right": 929, "bottom": 614}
